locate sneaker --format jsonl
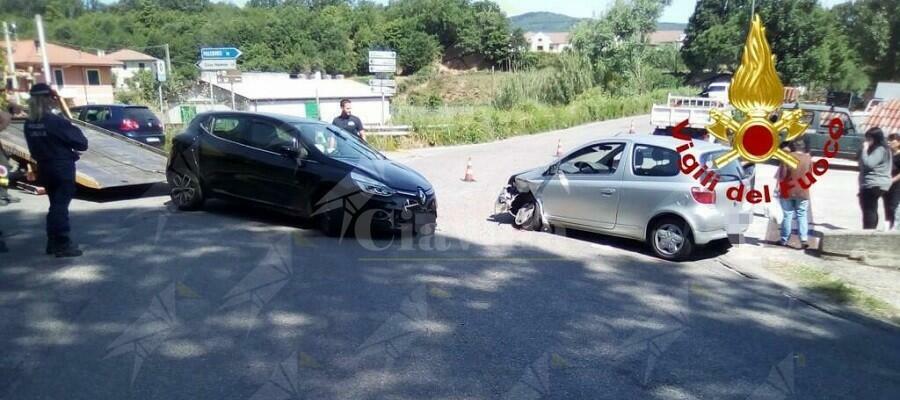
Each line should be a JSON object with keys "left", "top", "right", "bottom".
{"left": 777, "top": 239, "right": 789, "bottom": 247}
{"left": 801, "top": 241, "right": 809, "bottom": 250}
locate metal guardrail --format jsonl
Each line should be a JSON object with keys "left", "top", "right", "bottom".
{"left": 367, "top": 125, "right": 412, "bottom": 137}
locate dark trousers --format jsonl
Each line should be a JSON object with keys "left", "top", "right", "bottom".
{"left": 859, "top": 187, "right": 885, "bottom": 229}
{"left": 887, "top": 188, "right": 899, "bottom": 228}
{"left": 39, "top": 161, "right": 77, "bottom": 238}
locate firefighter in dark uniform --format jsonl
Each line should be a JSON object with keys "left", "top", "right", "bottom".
{"left": 23, "top": 83, "right": 88, "bottom": 257}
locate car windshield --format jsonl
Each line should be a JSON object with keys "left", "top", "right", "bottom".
{"left": 700, "top": 150, "right": 746, "bottom": 182}
{"left": 294, "top": 123, "right": 385, "bottom": 161}
{"left": 124, "top": 107, "right": 157, "bottom": 121}
{"left": 707, "top": 86, "right": 727, "bottom": 92}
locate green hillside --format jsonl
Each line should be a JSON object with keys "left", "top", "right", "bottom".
{"left": 509, "top": 11, "right": 686, "bottom": 33}
{"left": 509, "top": 12, "right": 584, "bottom": 32}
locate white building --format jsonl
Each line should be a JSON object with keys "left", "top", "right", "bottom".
{"left": 524, "top": 32, "right": 571, "bottom": 53}
{"left": 107, "top": 49, "right": 163, "bottom": 89}
{"left": 199, "top": 72, "right": 394, "bottom": 125}
{"left": 648, "top": 30, "right": 687, "bottom": 48}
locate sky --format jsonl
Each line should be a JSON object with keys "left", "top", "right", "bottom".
{"left": 100, "top": 0, "right": 852, "bottom": 23}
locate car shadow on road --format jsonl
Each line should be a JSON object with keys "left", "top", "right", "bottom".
{"left": 1, "top": 204, "right": 899, "bottom": 400}
{"left": 487, "top": 214, "right": 732, "bottom": 262}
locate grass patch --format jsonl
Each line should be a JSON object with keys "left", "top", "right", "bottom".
{"left": 384, "top": 87, "right": 696, "bottom": 148}
{"left": 768, "top": 261, "right": 900, "bottom": 324}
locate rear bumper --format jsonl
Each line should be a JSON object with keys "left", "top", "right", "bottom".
{"left": 124, "top": 133, "right": 165, "bottom": 147}
{"left": 692, "top": 229, "right": 729, "bottom": 245}
{"left": 689, "top": 205, "right": 752, "bottom": 245}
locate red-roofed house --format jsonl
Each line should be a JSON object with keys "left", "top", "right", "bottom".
{"left": 648, "top": 30, "right": 686, "bottom": 47}
{"left": 8, "top": 40, "right": 122, "bottom": 105}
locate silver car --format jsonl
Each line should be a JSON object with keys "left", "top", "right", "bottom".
{"left": 495, "top": 135, "right": 753, "bottom": 260}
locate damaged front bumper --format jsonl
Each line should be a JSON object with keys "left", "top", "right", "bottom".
{"left": 494, "top": 185, "right": 517, "bottom": 216}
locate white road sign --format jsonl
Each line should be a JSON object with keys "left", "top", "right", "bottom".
{"left": 369, "top": 58, "right": 397, "bottom": 67}
{"left": 372, "top": 86, "right": 397, "bottom": 95}
{"left": 368, "top": 50, "right": 396, "bottom": 60}
{"left": 368, "top": 79, "right": 396, "bottom": 87}
{"left": 156, "top": 60, "right": 167, "bottom": 82}
{"left": 197, "top": 59, "right": 237, "bottom": 71}
{"left": 369, "top": 64, "right": 396, "bottom": 73}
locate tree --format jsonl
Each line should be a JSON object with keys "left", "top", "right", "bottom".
{"left": 570, "top": 0, "right": 668, "bottom": 93}
{"left": 681, "top": 0, "right": 870, "bottom": 91}
{"left": 833, "top": 0, "right": 899, "bottom": 82}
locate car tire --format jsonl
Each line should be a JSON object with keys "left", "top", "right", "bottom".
{"left": 317, "top": 209, "right": 348, "bottom": 237}
{"left": 512, "top": 198, "right": 542, "bottom": 231}
{"left": 168, "top": 170, "right": 204, "bottom": 211}
{"left": 649, "top": 217, "right": 694, "bottom": 261}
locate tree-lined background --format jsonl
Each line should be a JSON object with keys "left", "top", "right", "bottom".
{"left": 0, "top": 0, "right": 896, "bottom": 147}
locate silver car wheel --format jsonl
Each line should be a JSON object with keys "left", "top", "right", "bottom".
{"left": 514, "top": 203, "right": 535, "bottom": 226}
{"left": 171, "top": 173, "right": 196, "bottom": 206}
{"left": 655, "top": 223, "right": 685, "bottom": 256}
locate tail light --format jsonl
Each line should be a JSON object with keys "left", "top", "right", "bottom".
{"left": 120, "top": 118, "right": 140, "bottom": 131}
{"left": 691, "top": 187, "right": 716, "bottom": 204}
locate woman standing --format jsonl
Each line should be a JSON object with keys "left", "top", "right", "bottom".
{"left": 887, "top": 133, "right": 900, "bottom": 230}
{"left": 23, "top": 83, "right": 88, "bottom": 257}
{"left": 776, "top": 140, "right": 813, "bottom": 248}
{"left": 857, "top": 128, "right": 892, "bottom": 230}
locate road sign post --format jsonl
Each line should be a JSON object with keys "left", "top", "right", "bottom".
{"left": 368, "top": 50, "right": 397, "bottom": 125}
{"left": 198, "top": 47, "right": 242, "bottom": 107}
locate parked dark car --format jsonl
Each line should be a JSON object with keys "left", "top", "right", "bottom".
{"left": 70, "top": 104, "right": 165, "bottom": 147}
{"left": 166, "top": 112, "right": 437, "bottom": 236}
{"left": 782, "top": 103, "right": 863, "bottom": 159}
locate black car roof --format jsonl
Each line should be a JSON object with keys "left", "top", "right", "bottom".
{"left": 71, "top": 104, "right": 150, "bottom": 108}
{"left": 196, "top": 111, "right": 323, "bottom": 125}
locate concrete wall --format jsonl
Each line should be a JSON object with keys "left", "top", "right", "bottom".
{"left": 820, "top": 230, "right": 900, "bottom": 259}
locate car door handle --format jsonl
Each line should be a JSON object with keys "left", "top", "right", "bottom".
{"left": 599, "top": 188, "right": 616, "bottom": 196}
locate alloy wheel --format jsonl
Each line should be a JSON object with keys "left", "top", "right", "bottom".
{"left": 654, "top": 223, "right": 685, "bottom": 256}
{"left": 171, "top": 173, "right": 196, "bottom": 206}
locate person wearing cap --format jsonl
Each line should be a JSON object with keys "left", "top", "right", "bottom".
{"left": 23, "top": 83, "right": 88, "bottom": 257}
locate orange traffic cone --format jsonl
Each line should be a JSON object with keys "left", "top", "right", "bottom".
{"left": 555, "top": 139, "right": 563, "bottom": 157}
{"left": 629, "top": 120, "right": 636, "bottom": 134}
{"left": 462, "top": 157, "right": 476, "bottom": 182}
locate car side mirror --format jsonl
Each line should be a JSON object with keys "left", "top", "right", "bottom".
{"left": 742, "top": 162, "right": 756, "bottom": 179}
{"left": 547, "top": 163, "right": 559, "bottom": 176}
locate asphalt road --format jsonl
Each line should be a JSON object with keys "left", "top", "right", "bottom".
{"left": 1, "top": 116, "right": 899, "bottom": 399}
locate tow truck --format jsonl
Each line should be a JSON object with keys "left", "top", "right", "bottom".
{"left": 0, "top": 109, "right": 167, "bottom": 190}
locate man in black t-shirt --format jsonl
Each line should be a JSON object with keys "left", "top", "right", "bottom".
{"left": 332, "top": 99, "right": 366, "bottom": 141}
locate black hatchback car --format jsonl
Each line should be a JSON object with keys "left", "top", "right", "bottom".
{"left": 70, "top": 104, "right": 165, "bottom": 147}
{"left": 166, "top": 112, "right": 437, "bottom": 236}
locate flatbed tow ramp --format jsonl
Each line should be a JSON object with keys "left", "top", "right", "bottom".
{"left": 0, "top": 119, "right": 168, "bottom": 190}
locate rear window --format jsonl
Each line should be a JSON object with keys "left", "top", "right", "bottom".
{"left": 123, "top": 107, "right": 157, "bottom": 121}
{"left": 700, "top": 150, "right": 746, "bottom": 182}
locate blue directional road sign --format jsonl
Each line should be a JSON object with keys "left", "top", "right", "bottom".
{"left": 201, "top": 47, "right": 242, "bottom": 60}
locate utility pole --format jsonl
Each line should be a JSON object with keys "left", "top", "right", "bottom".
{"left": 164, "top": 43, "right": 172, "bottom": 77}
{"left": 3, "top": 21, "right": 18, "bottom": 90}
{"left": 35, "top": 15, "right": 52, "bottom": 86}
